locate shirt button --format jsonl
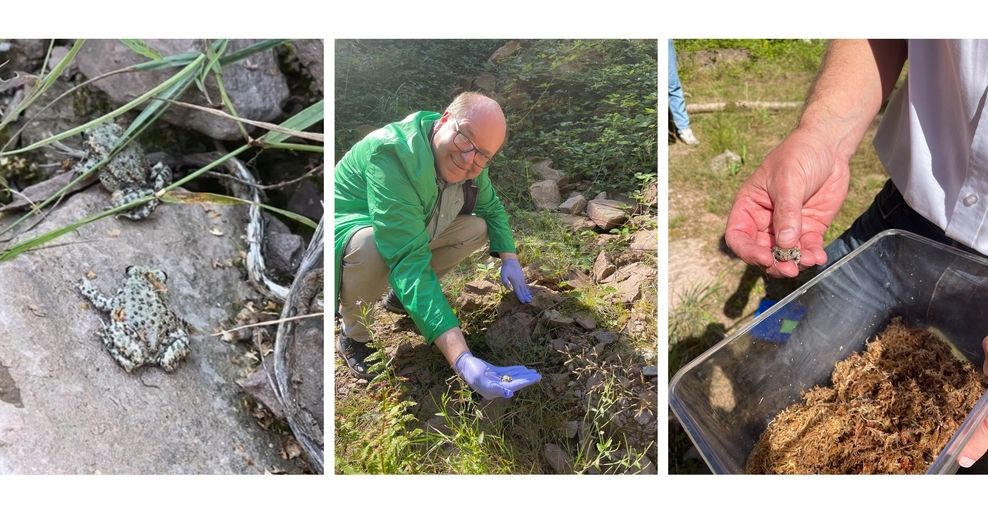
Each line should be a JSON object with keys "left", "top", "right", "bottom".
{"left": 964, "top": 194, "right": 979, "bottom": 207}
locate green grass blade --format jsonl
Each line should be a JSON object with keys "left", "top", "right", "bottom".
{"left": 258, "top": 100, "right": 324, "bottom": 144}
{"left": 218, "top": 39, "right": 290, "bottom": 66}
{"left": 118, "top": 39, "right": 163, "bottom": 61}
{"left": 150, "top": 97, "right": 324, "bottom": 143}
{"left": 0, "top": 53, "right": 206, "bottom": 156}
{"left": 36, "top": 40, "right": 55, "bottom": 81}
{"left": 205, "top": 39, "right": 229, "bottom": 76}
{"left": 252, "top": 141, "right": 324, "bottom": 153}
{"left": 4, "top": 63, "right": 196, "bottom": 237}
{"left": 0, "top": 53, "right": 206, "bottom": 240}
{"left": 121, "top": 68, "right": 199, "bottom": 142}
{"left": 0, "top": 206, "right": 118, "bottom": 262}
{"left": 163, "top": 192, "right": 318, "bottom": 230}
{"left": 0, "top": 39, "right": 84, "bottom": 132}
{"left": 210, "top": 66, "right": 251, "bottom": 140}
{"left": 168, "top": 144, "right": 250, "bottom": 190}
{"left": 129, "top": 50, "right": 202, "bottom": 71}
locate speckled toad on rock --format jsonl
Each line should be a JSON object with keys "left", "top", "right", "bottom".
{"left": 78, "top": 266, "right": 191, "bottom": 373}
{"left": 72, "top": 122, "right": 172, "bottom": 220}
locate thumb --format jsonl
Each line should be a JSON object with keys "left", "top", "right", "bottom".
{"left": 772, "top": 193, "right": 803, "bottom": 248}
{"left": 958, "top": 417, "right": 988, "bottom": 469}
{"left": 982, "top": 335, "right": 988, "bottom": 376}
{"left": 959, "top": 336, "right": 988, "bottom": 468}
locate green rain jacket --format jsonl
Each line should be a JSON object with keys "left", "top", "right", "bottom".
{"left": 334, "top": 111, "right": 517, "bottom": 343}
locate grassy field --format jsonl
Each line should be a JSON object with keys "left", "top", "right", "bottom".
{"left": 667, "top": 39, "right": 902, "bottom": 473}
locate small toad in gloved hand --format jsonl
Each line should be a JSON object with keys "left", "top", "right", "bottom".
{"left": 500, "top": 257, "right": 532, "bottom": 303}
{"left": 454, "top": 352, "right": 541, "bottom": 399}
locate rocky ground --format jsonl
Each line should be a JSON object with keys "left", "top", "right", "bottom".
{"left": 335, "top": 168, "right": 659, "bottom": 474}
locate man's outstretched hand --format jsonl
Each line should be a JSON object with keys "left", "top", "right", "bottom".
{"left": 454, "top": 352, "right": 541, "bottom": 399}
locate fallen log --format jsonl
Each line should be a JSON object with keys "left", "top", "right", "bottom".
{"left": 686, "top": 101, "right": 803, "bottom": 114}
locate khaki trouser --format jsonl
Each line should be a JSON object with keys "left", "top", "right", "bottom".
{"left": 339, "top": 215, "right": 488, "bottom": 342}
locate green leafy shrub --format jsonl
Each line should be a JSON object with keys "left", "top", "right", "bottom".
{"left": 494, "top": 40, "right": 658, "bottom": 198}
{"left": 335, "top": 39, "right": 507, "bottom": 153}
{"left": 334, "top": 39, "right": 658, "bottom": 202}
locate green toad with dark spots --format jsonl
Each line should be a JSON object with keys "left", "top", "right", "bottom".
{"left": 78, "top": 266, "right": 191, "bottom": 372}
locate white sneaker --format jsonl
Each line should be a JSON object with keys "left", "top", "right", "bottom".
{"left": 678, "top": 129, "right": 699, "bottom": 146}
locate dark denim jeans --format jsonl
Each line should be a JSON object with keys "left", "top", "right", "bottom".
{"left": 823, "top": 179, "right": 986, "bottom": 268}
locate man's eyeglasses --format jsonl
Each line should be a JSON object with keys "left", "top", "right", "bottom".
{"left": 451, "top": 117, "right": 494, "bottom": 169}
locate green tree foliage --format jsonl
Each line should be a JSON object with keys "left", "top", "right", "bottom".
{"left": 495, "top": 40, "right": 657, "bottom": 196}
{"left": 335, "top": 39, "right": 507, "bottom": 152}
{"left": 334, "top": 39, "right": 658, "bottom": 200}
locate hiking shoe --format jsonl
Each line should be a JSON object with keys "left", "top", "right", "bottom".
{"left": 336, "top": 331, "right": 378, "bottom": 381}
{"left": 678, "top": 128, "right": 699, "bottom": 146}
{"left": 381, "top": 290, "right": 408, "bottom": 315}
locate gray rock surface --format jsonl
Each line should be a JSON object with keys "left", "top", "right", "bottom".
{"left": 529, "top": 179, "right": 561, "bottom": 210}
{"left": 629, "top": 229, "right": 657, "bottom": 252}
{"left": 558, "top": 194, "right": 587, "bottom": 215}
{"left": 240, "top": 367, "right": 286, "bottom": 419}
{"left": 488, "top": 40, "right": 525, "bottom": 63}
{"left": 529, "top": 159, "right": 569, "bottom": 187}
{"left": 593, "top": 250, "right": 616, "bottom": 282}
{"left": 74, "top": 39, "right": 289, "bottom": 140}
{"left": 543, "top": 443, "right": 573, "bottom": 474}
{"left": 47, "top": 45, "right": 78, "bottom": 79}
{"left": 0, "top": 39, "right": 47, "bottom": 72}
{"left": 586, "top": 199, "right": 629, "bottom": 230}
{"left": 552, "top": 212, "right": 596, "bottom": 232}
{"left": 18, "top": 80, "right": 82, "bottom": 160}
{"left": 264, "top": 232, "right": 304, "bottom": 277}
{"left": 708, "top": 149, "right": 742, "bottom": 173}
{"left": 291, "top": 39, "right": 324, "bottom": 94}
{"left": 287, "top": 179, "right": 324, "bottom": 221}
{"left": 0, "top": 188, "right": 299, "bottom": 474}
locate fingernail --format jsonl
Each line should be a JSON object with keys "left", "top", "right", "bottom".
{"left": 777, "top": 228, "right": 796, "bottom": 245}
{"left": 960, "top": 456, "right": 975, "bottom": 468}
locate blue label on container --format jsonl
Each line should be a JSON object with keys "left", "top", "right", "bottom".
{"left": 750, "top": 298, "right": 808, "bottom": 343}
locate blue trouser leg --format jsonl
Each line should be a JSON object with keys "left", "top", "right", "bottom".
{"left": 668, "top": 39, "right": 691, "bottom": 133}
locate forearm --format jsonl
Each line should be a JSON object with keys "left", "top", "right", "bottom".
{"left": 433, "top": 327, "right": 469, "bottom": 367}
{"left": 798, "top": 39, "right": 907, "bottom": 162}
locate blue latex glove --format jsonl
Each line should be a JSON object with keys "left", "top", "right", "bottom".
{"left": 454, "top": 351, "right": 541, "bottom": 399}
{"left": 500, "top": 257, "right": 532, "bottom": 303}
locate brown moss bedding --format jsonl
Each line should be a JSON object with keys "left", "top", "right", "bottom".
{"left": 746, "top": 317, "right": 988, "bottom": 474}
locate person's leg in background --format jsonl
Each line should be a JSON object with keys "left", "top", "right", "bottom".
{"left": 669, "top": 39, "right": 698, "bottom": 146}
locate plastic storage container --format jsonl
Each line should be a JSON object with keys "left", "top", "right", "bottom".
{"left": 669, "top": 230, "right": 988, "bottom": 474}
